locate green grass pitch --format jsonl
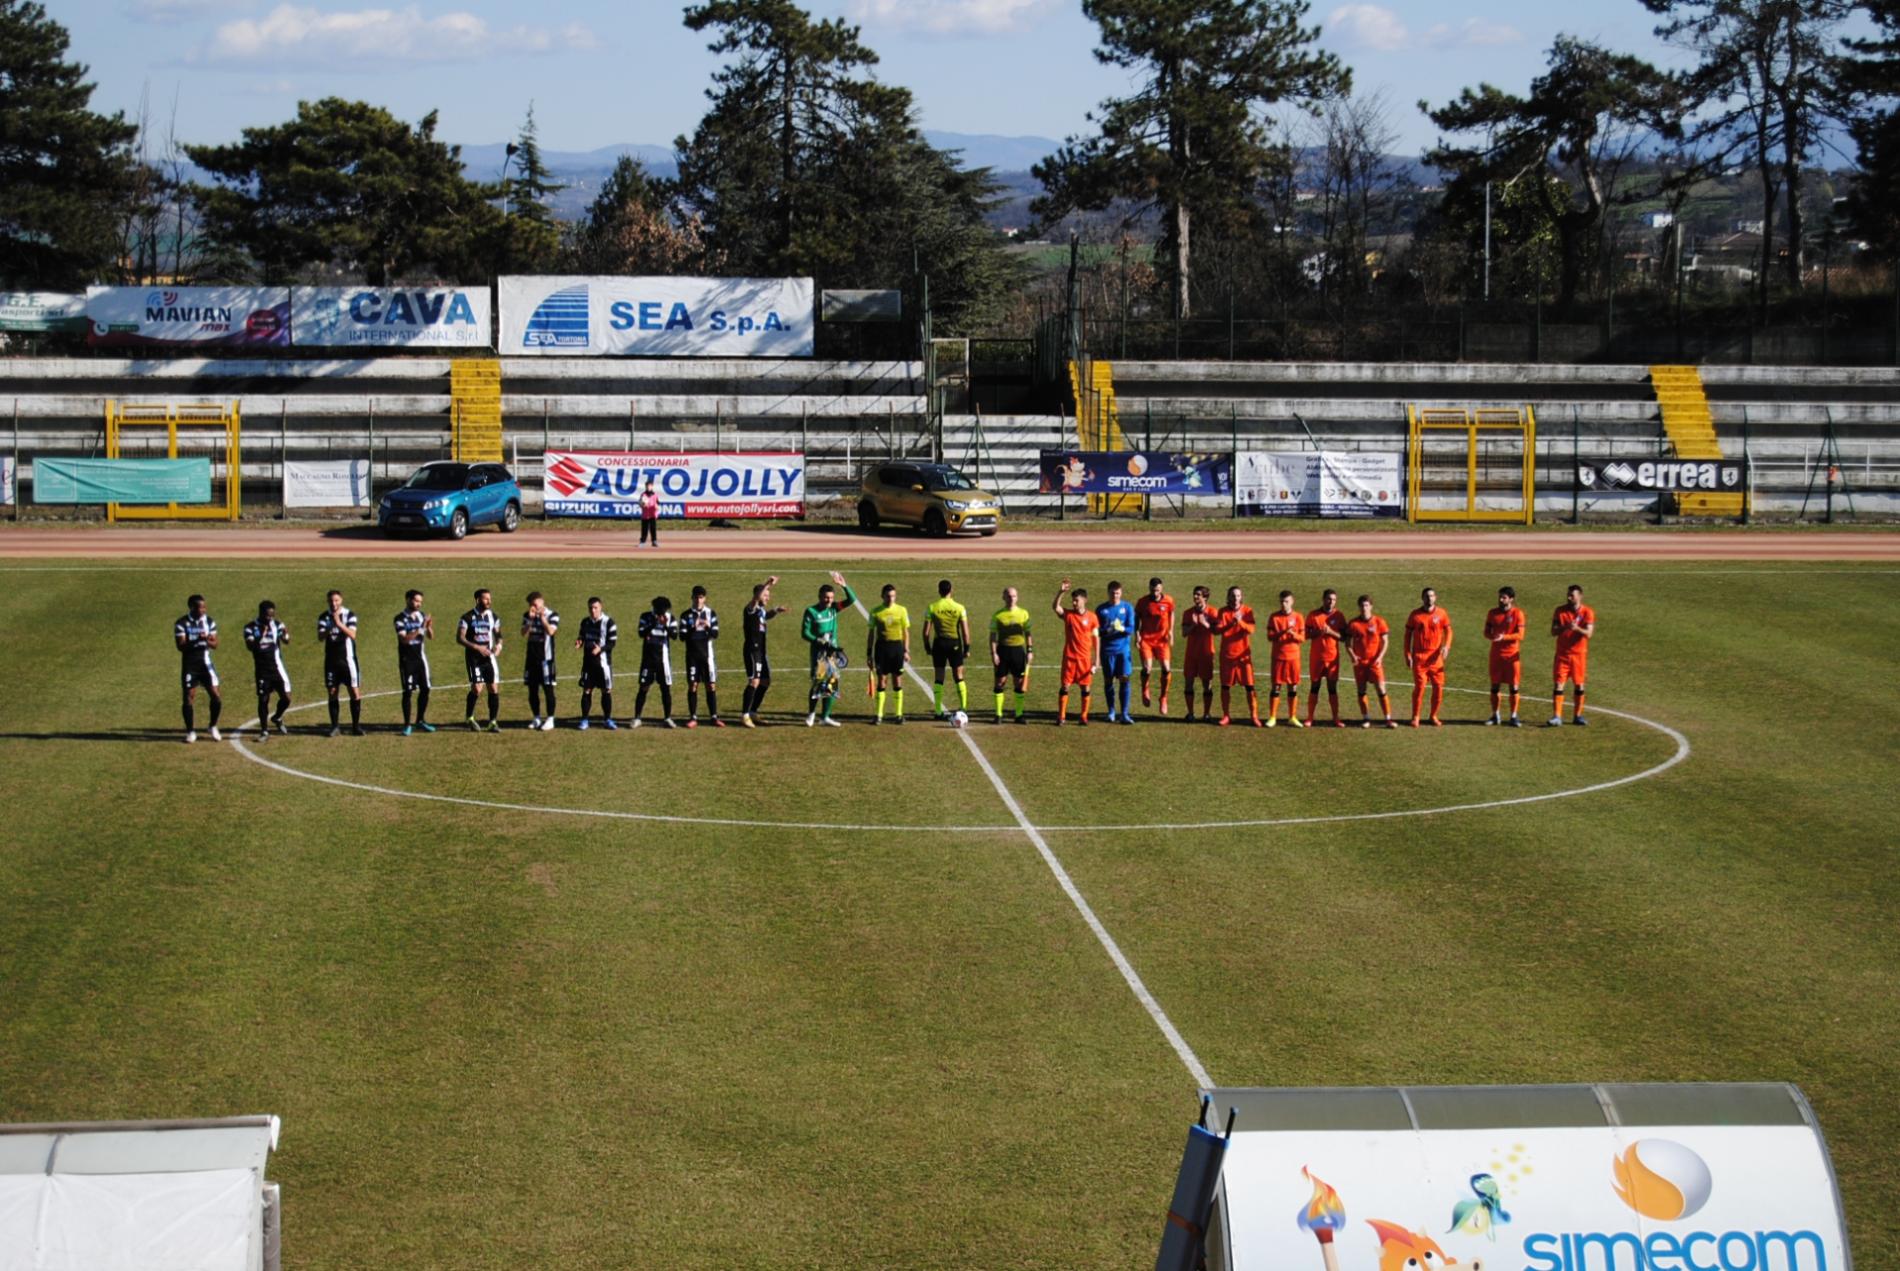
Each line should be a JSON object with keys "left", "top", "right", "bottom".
{"left": 1, "top": 557, "right": 1895, "bottom": 1268}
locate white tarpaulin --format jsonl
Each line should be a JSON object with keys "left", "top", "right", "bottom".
{"left": 1236, "top": 450, "right": 1404, "bottom": 518}
{"left": 283, "top": 458, "right": 372, "bottom": 508}
{"left": 499, "top": 275, "right": 814, "bottom": 357}
{"left": 290, "top": 286, "right": 491, "bottom": 348}
{"left": 0, "top": 1170, "right": 259, "bottom": 1271}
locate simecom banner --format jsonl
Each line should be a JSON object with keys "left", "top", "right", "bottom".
{"left": 1237, "top": 451, "right": 1404, "bottom": 518}
{"left": 1038, "top": 450, "right": 1233, "bottom": 497}
{"left": 290, "top": 287, "right": 491, "bottom": 348}
{"left": 85, "top": 287, "right": 290, "bottom": 349}
{"left": 499, "top": 276, "right": 814, "bottom": 357}
{"left": 542, "top": 452, "right": 805, "bottom": 519}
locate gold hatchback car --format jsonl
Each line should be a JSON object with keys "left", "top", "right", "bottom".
{"left": 857, "top": 461, "right": 1002, "bottom": 537}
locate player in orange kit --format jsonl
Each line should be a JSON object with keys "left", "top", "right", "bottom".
{"left": 1344, "top": 594, "right": 1397, "bottom": 728}
{"left": 1549, "top": 583, "right": 1596, "bottom": 726}
{"left": 1134, "top": 577, "right": 1176, "bottom": 714}
{"left": 1404, "top": 586, "right": 1453, "bottom": 727}
{"left": 1215, "top": 586, "right": 1262, "bottom": 727}
{"left": 1483, "top": 585, "right": 1527, "bottom": 727}
{"left": 1265, "top": 590, "right": 1306, "bottom": 727}
{"left": 1304, "top": 588, "right": 1347, "bottom": 728}
{"left": 1053, "top": 579, "right": 1101, "bottom": 726}
{"left": 1180, "top": 585, "right": 1219, "bottom": 723}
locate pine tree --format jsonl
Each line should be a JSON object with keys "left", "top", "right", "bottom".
{"left": 0, "top": 0, "right": 139, "bottom": 288}
{"left": 507, "top": 103, "right": 563, "bottom": 226}
{"left": 567, "top": 155, "right": 707, "bottom": 275}
{"left": 1033, "top": 0, "right": 1347, "bottom": 318}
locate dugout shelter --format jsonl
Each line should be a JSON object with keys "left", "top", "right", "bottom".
{"left": 0, "top": 1116, "right": 282, "bottom": 1271}
{"left": 1162, "top": 1083, "right": 1851, "bottom": 1271}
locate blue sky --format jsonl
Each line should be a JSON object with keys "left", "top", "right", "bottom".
{"left": 61, "top": 0, "right": 1687, "bottom": 158}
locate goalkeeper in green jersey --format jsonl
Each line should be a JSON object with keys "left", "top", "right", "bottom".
{"left": 802, "top": 571, "right": 855, "bottom": 727}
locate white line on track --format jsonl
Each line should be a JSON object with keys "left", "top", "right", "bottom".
{"left": 851, "top": 590, "right": 1217, "bottom": 1089}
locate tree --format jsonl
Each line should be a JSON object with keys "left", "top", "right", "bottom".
{"left": 1844, "top": 0, "right": 1900, "bottom": 257}
{"left": 0, "top": 0, "right": 139, "bottom": 288}
{"left": 1424, "top": 37, "right": 1685, "bottom": 307}
{"left": 673, "top": 0, "right": 1016, "bottom": 335}
{"left": 1310, "top": 91, "right": 1400, "bottom": 303}
{"left": 187, "top": 98, "right": 501, "bottom": 284}
{"left": 566, "top": 155, "right": 708, "bottom": 274}
{"left": 1644, "top": 0, "right": 1855, "bottom": 306}
{"left": 1033, "top": 0, "right": 1347, "bottom": 318}
{"left": 495, "top": 103, "right": 563, "bottom": 272}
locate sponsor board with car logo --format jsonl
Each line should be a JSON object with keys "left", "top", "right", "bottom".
{"left": 543, "top": 451, "right": 805, "bottom": 519}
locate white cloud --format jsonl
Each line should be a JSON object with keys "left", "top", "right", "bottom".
{"left": 1325, "top": 4, "right": 1522, "bottom": 53}
{"left": 200, "top": 5, "right": 597, "bottom": 65}
{"left": 849, "top": 0, "right": 1057, "bottom": 36}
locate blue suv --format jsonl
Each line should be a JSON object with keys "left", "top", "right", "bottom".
{"left": 379, "top": 462, "right": 523, "bottom": 539}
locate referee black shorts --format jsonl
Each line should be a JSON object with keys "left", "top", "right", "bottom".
{"left": 996, "top": 645, "right": 1029, "bottom": 678}
{"left": 930, "top": 638, "right": 966, "bottom": 671}
{"left": 874, "top": 640, "right": 906, "bottom": 676}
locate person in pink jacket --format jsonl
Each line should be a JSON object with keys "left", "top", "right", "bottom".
{"left": 638, "top": 479, "right": 660, "bottom": 547}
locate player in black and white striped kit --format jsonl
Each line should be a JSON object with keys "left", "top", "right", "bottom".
{"left": 631, "top": 596, "right": 677, "bottom": 728}
{"left": 521, "top": 591, "right": 560, "bottom": 731}
{"left": 317, "top": 589, "right": 364, "bottom": 736}
{"left": 676, "top": 584, "right": 722, "bottom": 728}
{"left": 458, "top": 587, "right": 505, "bottom": 732}
{"left": 394, "top": 589, "right": 435, "bottom": 735}
{"left": 243, "top": 600, "right": 291, "bottom": 741}
{"left": 174, "top": 594, "right": 222, "bottom": 743}
{"left": 575, "top": 597, "right": 618, "bottom": 731}
{"left": 738, "top": 574, "right": 786, "bottom": 728}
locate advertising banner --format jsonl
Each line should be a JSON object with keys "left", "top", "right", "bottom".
{"left": 284, "top": 458, "right": 372, "bottom": 508}
{"left": 0, "top": 292, "right": 87, "bottom": 334}
{"left": 1579, "top": 457, "right": 1747, "bottom": 494}
{"left": 1038, "top": 450, "right": 1233, "bottom": 498}
{"left": 35, "top": 458, "right": 212, "bottom": 504}
{"left": 290, "top": 287, "right": 491, "bottom": 348}
{"left": 1237, "top": 450, "right": 1404, "bottom": 518}
{"left": 499, "top": 276, "right": 814, "bottom": 357}
{"left": 542, "top": 451, "right": 804, "bottom": 519}
{"left": 1221, "top": 1123, "right": 1845, "bottom": 1271}
{"left": 85, "top": 287, "right": 290, "bottom": 349}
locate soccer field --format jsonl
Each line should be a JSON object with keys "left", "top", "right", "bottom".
{"left": 1, "top": 555, "right": 1896, "bottom": 1268}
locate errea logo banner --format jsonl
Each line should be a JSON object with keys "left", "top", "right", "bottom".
{"left": 290, "top": 287, "right": 491, "bottom": 348}
{"left": 499, "top": 276, "right": 815, "bottom": 358}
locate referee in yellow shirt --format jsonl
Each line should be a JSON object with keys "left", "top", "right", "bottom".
{"left": 923, "top": 579, "right": 972, "bottom": 718}
{"left": 866, "top": 582, "right": 911, "bottom": 725}
{"left": 989, "top": 586, "right": 1034, "bottom": 724}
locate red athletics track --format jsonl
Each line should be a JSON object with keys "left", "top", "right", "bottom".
{"left": 2, "top": 526, "right": 1899, "bottom": 560}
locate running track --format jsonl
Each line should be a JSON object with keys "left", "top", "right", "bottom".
{"left": 2, "top": 526, "right": 1898, "bottom": 560}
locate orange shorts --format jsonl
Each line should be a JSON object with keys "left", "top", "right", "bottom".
{"left": 1489, "top": 649, "right": 1522, "bottom": 687}
{"left": 1555, "top": 652, "right": 1587, "bottom": 686}
{"left": 1184, "top": 649, "right": 1215, "bottom": 682}
{"left": 1138, "top": 635, "right": 1171, "bottom": 663}
{"left": 1414, "top": 660, "right": 1446, "bottom": 687}
{"left": 1271, "top": 656, "right": 1301, "bottom": 687}
{"left": 1221, "top": 658, "right": 1255, "bottom": 688}
{"left": 1353, "top": 663, "right": 1386, "bottom": 688}
{"left": 1061, "top": 656, "right": 1094, "bottom": 688}
{"left": 1309, "top": 652, "right": 1341, "bottom": 681}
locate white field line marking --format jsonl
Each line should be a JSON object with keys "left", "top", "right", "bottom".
{"left": 222, "top": 681, "right": 1690, "bottom": 834}
{"left": 853, "top": 590, "right": 1215, "bottom": 1089}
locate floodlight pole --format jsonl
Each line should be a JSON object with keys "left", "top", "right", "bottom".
{"left": 1484, "top": 180, "right": 1492, "bottom": 303}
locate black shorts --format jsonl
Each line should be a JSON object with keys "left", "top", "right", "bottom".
{"left": 930, "top": 638, "right": 966, "bottom": 670}
{"left": 579, "top": 654, "right": 614, "bottom": 690}
{"left": 466, "top": 652, "right": 501, "bottom": 686}
{"left": 744, "top": 645, "right": 770, "bottom": 680}
{"left": 996, "top": 645, "right": 1029, "bottom": 678}
{"left": 684, "top": 645, "right": 716, "bottom": 685}
{"left": 181, "top": 659, "right": 218, "bottom": 691}
{"left": 399, "top": 649, "right": 432, "bottom": 692}
{"left": 324, "top": 645, "right": 361, "bottom": 691}
{"left": 252, "top": 649, "right": 291, "bottom": 695}
{"left": 639, "top": 643, "right": 673, "bottom": 687}
{"left": 874, "top": 641, "right": 906, "bottom": 676}
{"left": 524, "top": 653, "right": 557, "bottom": 687}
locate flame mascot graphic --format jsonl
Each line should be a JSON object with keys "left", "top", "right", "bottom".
{"left": 1367, "top": 1218, "right": 1468, "bottom": 1270}
{"left": 1296, "top": 1167, "right": 1347, "bottom": 1271}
